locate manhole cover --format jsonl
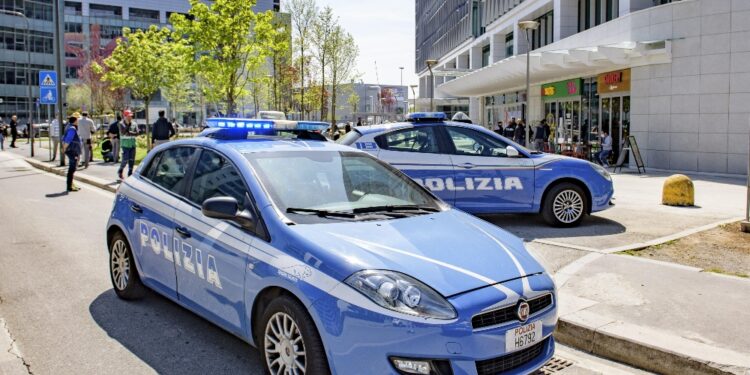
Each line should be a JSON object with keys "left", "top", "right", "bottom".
{"left": 535, "top": 356, "right": 575, "bottom": 374}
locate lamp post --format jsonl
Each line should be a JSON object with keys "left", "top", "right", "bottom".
{"left": 743, "top": 117, "right": 750, "bottom": 233}
{"left": 425, "top": 59, "right": 438, "bottom": 112}
{"left": 1, "top": 9, "right": 33, "bottom": 157}
{"left": 399, "top": 67, "right": 404, "bottom": 87}
{"left": 409, "top": 85, "right": 417, "bottom": 113}
{"left": 519, "top": 20, "right": 539, "bottom": 148}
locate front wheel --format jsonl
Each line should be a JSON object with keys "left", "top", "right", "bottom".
{"left": 542, "top": 183, "right": 588, "bottom": 227}
{"left": 259, "top": 295, "right": 330, "bottom": 375}
{"left": 109, "top": 231, "right": 146, "bottom": 300}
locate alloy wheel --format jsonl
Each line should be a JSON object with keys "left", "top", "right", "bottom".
{"left": 264, "top": 312, "right": 307, "bottom": 375}
{"left": 110, "top": 240, "right": 130, "bottom": 291}
{"left": 552, "top": 190, "right": 584, "bottom": 224}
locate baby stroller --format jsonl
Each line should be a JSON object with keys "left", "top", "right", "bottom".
{"left": 100, "top": 138, "right": 115, "bottom": 162}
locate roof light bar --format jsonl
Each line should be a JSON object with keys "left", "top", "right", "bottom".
{"left": 406, "top": 112, "right": 447, "bottom": 121}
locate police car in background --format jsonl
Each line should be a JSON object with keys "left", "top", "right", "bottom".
{"left": 340, "top": 113, "right": 614, "bottom": 227}
{"left": 107, "top": 117, "right": 557, "bottom": 374}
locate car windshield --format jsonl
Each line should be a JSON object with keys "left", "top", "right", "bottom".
{"left": 244, "top": 151, "right": 442, "bottom": 223}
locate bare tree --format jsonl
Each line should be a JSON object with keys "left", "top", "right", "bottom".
{"left": 328, "top": 26, "right": 358, "bottom": 126}
{"left": 311, "top": 6, "right": 336, "bottom": 122}
{"left": 288, "top": 0, "right": 317, "bottom": 120}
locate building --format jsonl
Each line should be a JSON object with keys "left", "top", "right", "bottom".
{"left": 0, "top": 0, "right": 280, "bottom": 125}
{"left": 335, "top": 83, "right": 409, "bottom": 124}
{"left": 416, "top": 0, "right": 749, "bottom": 175}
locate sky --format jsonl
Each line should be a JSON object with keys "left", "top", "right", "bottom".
{"left": 282, "top": 0, "right": 418, "bottom": 95}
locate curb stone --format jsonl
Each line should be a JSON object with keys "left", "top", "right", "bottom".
{"left": 24, "top": 158, "right": 117, "bottom": 193}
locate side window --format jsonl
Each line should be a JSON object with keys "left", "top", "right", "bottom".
{"left": 189, "top": 150, "right": 249, "bottom": 207}
{"left": 140, "top": 152, "right": 162, "bottom": 181}
{"left": 151, "top": 147, "right": 197, "bottom": 194}
{"left": 378, "top": 127, "right": 439, "bottom": 153}
{"left": 446, "top": 127, "right": 510, "bottom": 157}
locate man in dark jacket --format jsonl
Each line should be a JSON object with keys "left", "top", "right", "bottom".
{"left": 62, "top": 116, "right": 82, "bottom": 192}
{"left": 513, "top": 120, "right": 526, "bottom": 145}
{"left": 9, "top": 115, "right": 18, "bottom": 148}
{"left": 151, "top": 110, "right": 175, "bottom": 148}
{"left": 503, "top": 118, "right": 517, "bottom": 139}
{"left": 533, "top": 120, "right": 547, "bottom": 151}
{"left": 107, "top": 114, "right": 122, "bottom": 163}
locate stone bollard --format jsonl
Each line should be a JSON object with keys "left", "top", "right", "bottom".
{"left": 662, "top": 174, "right": 694, "bottom": 206}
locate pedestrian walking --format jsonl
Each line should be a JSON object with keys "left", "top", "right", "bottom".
{"left": 62, "top": 116, "right": 82, "bottom": 192}
{"left": 513, "top": 120, "right": 526, "bottom": 144}
{"left": 494, "top": 121, "right": 504, "bottom": 136}
{"left": 0, "top": 120, "right": 6, "bottom": 151}
{"left": 344, "top": 123, "right": 352, "bottom": 134}
{"left": 107, "top": 114, "right": 121, "bottom": 164}
{"left": 356, "top": 117, "right": 362, "bottom": 127}
{"left": 597, "top": 130, "right": 613, "bottom": 166}
{"left": 117, "top": 110, "right": 138, "bottom": 180}
{"left": 543, "top": 120, "right": 551, "bottom": 152}
{"left": 78, "top": 112, "right": 95, "bottom": 168}
{"left": 9, "top": 115, "right": 18, "bottom": 148}
{"left": 503, "top": 118, "right": 517, "bottom": 139}
{"left": 151, "top": 110, "right": 175, "bottom": 148}
{"left": 533, "top": 120, "right": 547, "bottom": 152}
{"left": 49, "top": 118, "right": 61, "bottom": 161}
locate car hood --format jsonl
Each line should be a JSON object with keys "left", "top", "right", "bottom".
{"left": 287, "top": 209, "right": 545, "bottom": 297}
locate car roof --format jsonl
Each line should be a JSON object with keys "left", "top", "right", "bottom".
{"left": 173, "top": 136, "right": 360, "bottom": 154}
{"left": 355, "top": 120, "right": 490, "bottom": 135}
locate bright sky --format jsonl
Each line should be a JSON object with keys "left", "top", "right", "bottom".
{"left": 282, "top": 0, "right": 418, "bottom": 95}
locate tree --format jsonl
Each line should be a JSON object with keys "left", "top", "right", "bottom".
{"left": 269, "top": 13, "right": 291, "bottom": 111}
{"left": 328, "top": 26, "right": 358, "bottom": 125}
{"left": 171, "top": 0, "right": 278, "bottom": 115}
{"left": 65, "top": 84, "right": 91, "bottom": 114}
{"left": 311, "top": 6, "right": 336, "bottom": 121}
{"left": 288, "top": 0, "right": 317, "bottom": 120}
{"left": 347, "top": 89, "right": 360, "bottom": 114}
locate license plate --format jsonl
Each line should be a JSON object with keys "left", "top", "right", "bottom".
{"left": 505, "top": 320, "right": 542, "bottom": 352}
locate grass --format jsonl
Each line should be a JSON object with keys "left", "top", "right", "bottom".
{"left": 705, "top": 268, "right": 749, "bottom": 278}
{"left": 617, "top": 239, "right": 679, "bottom": 256}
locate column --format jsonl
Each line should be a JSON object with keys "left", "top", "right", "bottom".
{"left": 553, "top": 0, "right": 578, "bottom": 41}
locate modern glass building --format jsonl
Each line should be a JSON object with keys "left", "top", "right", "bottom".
{"left": 416, "top": 0, "right": 749, "bottom": 175}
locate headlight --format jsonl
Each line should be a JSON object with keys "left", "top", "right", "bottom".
{"left": 589, "top": 162, "right": 612, "bottom": 181}
{"left": 345, "top": 270, "right": 457, "bottom": 319}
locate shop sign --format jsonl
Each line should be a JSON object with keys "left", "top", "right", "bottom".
{"left": 541, "top": 79, "right": 582, "bottom": 100}
{"left": 597, "top": 69, "right": 631, "bottom": 94}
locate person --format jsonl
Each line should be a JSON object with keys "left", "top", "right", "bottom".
{"left": 9, "top": 114, "right": 18, "bottom": 148}
{"left": 504, "top": 118, "right": 517, "bottom": 139}
{"left": 0, "top": 117, "right": 5, "bottom": 151}
{"left": 78, "top": 112, "right": 95, "bottom": 168}
{"left": 49, "top": 118, "right": 61, "bottom": 161}
{"left": 533, "top": 121, "right": 546, "bottom": 151}
{"left": 117, "top": 110, "right": 138, "bottom": 180}
{"left": 61, "top": 116, "right": 82, "bottom": 192}
{"left": 356, "top": 117, "right": 362, "bottom": 127}
{"left": 514, "top": 120, "right": 526, "bottom": 145}
{"left": 598, "top": 130, "right": 613, "bottom": 166}
{"left": 328, "top": 123, "right": 340, "bottom": 141}
{"left": 543, "top": 120, "right": 551, "bottom": 150}
{"left": 171, "top": 118, "right": 180, "bottom": 137}
{"left": 100, "top": 138, "right": 114, "bottom": 162}
{"left": 107, "top": 114, "right": 122, "bottom": 164}
{"left": 494, "top": 121, "right": 504, "bottom": 136}
{"left": 151, "top": 110, "right": 175, "bottom": 148}
{"left": 344, "top": 123, "right": 352, "bottom": 134}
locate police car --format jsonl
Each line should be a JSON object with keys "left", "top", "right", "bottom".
{"left": 106, "top": 118, "right": 557, "bottom": 375}
{"left": 340, "top": 113, "right": 614, "bottom": 227}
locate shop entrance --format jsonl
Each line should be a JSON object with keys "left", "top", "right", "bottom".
{"left": 599, "top": 94, "right": 631, "bottom": 164}
{"left": 544, "top": 98, "right": 582, "bottom": 155}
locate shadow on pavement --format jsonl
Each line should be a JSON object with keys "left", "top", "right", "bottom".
{"left": 480, "top": 214, "right": 626, "bottom": 242}
{"left": 45, "top": 191, "right": 69, "bottom": 198}
{"left": 89, "top": 289, "right": 263, "bottom": 374}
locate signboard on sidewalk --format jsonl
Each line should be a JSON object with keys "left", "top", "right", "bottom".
{"left": 39, "top": 71, "right": 58, "bottom": 105}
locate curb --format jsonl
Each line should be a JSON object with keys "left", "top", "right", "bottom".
{"left": 24, "top": 158, "right": 117, "bottom": 193}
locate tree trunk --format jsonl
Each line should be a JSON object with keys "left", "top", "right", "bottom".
{"left": 144, "top": 99, "right": 151, "bottom": 149}
{"left": 300, "top": 50, "right": 305, "bottom": 120}
{"left": 319, "top": 56, "right": 326, "bottom": 121}
{"left": 331, "top": 70, "right": 337, "bottom": 127}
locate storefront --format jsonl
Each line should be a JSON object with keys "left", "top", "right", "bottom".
{"left": 484, "top": 90, "right": 526, "bottom": 129}
{"left": 542, "top": 78, "right": 583, "bottom": 155}
{"left": 596, "top": 69, "right": 631, "bottom": 164}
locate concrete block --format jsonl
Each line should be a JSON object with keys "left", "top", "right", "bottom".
{"left": 699, "top": 113, "right": 729, "bottom": 133}
{"left": 728, "top": 133, "right": 750, "bottom": 154}
{"left": 731, "top": 11, "right": 750, "bottom": 32}
{"left": 701, "top": 0, "right": 731, "bottom": 16}
{"left": 699, "top": 93, "right": 729, "bottom": 114}
{"left": 631, "top": 66, "right": 651, "bottom": 81}
{"left": 674, "top": 1, "right": 700, "bottom": 20}
{"left": 731, "top": 52, "right": 750, "bottom": 73}
{"left": 662, "top": 174, "right": 695, "bottom": 206}
{"left": 671, "top": 74, "right": 701, "bottom": 94}
{"left": 631, "top": 80, "right": 650, "bottom": 97}
{"left": 730, "top": 93, "right": 750, "bottom": 113}
{"left": 630, "top": 114, "right": 649, "bottom": 132}
{"left": 698, "top": 133, "right": 728, "bottom": 152}
{"left": 700, "top": 13, "right": 731, "bottom": 35}
{"left": 650, "top": 96, "right": 672, "bottom": 115}
{"left": 672, "top": 56, "right": 701, "bottom": 77}
{"left": 730, "top": 72, "right": 750, "bottom": 93}
{"left": 731, "top": 31, "right": 750, "bottom": 52}
{"left": 651, "top": 64, "right": 672, "bottom": 78}
{"left": 647, "top": 150, "right": 670, "bottom": 169}
{"left": 700, "top": 53, "right": 730, "bottom": 74}
{"left": 700, "top": 33, "right": 731, "bottom": 55}
{"left": 699, "top": 73, "right": 730, "bottom": 94}
{"left": 669, "top": 151, "right": 698, "bottom": 171}
{"left": 670, "top": 132, "right": 699, "bottom": 151}
{"left": 728, "top": 113, "right": 750, "bottom": 133}
{"left": 670, "top": 113, "right": 700, "bottom": 133}
{"left": 698, "top": 152, "right": 728, "bottom": 173}
{"left": 671, "top": 94, "right": 700, "bottom": 114}
{"left": 728, "top": 153, "right": 749, "bottom": 174}
{"left": 651, "top": 132, "right": 671, "bottom": 151}
{"left": 649, "top": 77, "right": 672, "bottom": 96}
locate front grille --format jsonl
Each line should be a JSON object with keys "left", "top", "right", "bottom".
{"left": 472, "top": 294, "right": 553, "bottom": 329}
{"left": 476, "top": 338, "right": 547, "bottom": 375}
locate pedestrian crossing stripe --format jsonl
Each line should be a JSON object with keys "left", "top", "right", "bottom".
{"left": 41, "top": 74, "right": 55, "bottom": 86}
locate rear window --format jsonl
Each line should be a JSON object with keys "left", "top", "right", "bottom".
{"left": 337, "top": 129, "right": 362, "bottom": 145}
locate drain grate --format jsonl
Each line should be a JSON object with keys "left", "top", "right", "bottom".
{"left": 535, "top": 356, "right": 575, "bottom": 374}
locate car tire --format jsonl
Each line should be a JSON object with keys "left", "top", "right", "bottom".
{"left": 258, "top": 295, "right": 330, "bottom": 375}
{"left": 109, "top": 231, "right": 146, "bottom": 300}
{"left": 542, "top": 182, "right": 588, "bottom": 227}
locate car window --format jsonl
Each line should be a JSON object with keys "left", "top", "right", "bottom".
{"left": 150, "top": 147, "right": 196, "bottom": 194}
{"left": 379, "top": 127, "right": 439, "bottom": 153}
{"left": 337, "top": 129, "right": 362, "bottom": 145}
{"left": 446, "top": 126, "right": 510, "bottom": 157}
{"left": 189, "top": 150, "right": 249, "bottom": 206}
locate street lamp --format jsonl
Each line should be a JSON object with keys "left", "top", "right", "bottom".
{"left": 743, "top": 117, "right": 750, "bottom": 233}
{"left": 399, "top": 66, "right": 404, "bottom": 87}
{"left": 425, "top": 59, "right": 438, "bottom": 112}
{"left": 519, "top": 20, "right": 539, "bottom": 148}
{"left": 1, "top": 9, "right": 33, "bottom": 157}
{"left": 409, "top": 85, "right": 417, "bottom": 113}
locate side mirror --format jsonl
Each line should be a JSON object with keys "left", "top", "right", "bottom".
{"left": 202, "top": 196, "right": 256, "bottom": 230}
{"left": 506, "top": 146, "right": 520, "bottom": 158}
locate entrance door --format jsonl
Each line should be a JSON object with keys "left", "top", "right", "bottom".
{"left": 599, "top": 95, "right": 631, "bottom": 164}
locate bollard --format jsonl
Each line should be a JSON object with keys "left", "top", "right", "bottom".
{"left": 662, "top": 174, "right": 694, "bottom": 206}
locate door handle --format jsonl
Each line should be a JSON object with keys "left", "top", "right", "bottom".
{"left": 458, "top": 162, "right": 475, "bottom": 169}
{"left": 130, "top": 204, "right": 143, "bottom": 214}
{"left": 175, "top": 226, "right": 191, "bottom": 238}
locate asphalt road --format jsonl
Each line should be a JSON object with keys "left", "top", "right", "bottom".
{"left": 0, "top": 151, "right": 648, "bottom": 375}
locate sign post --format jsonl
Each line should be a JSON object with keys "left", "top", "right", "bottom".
{"left": 742, "top": 117, "right": 749, "bottom": 233}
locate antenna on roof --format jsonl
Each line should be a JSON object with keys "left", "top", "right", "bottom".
{"left": 374, "top": 60, "right": 380, "bottom": 86}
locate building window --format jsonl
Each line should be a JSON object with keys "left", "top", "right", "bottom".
{"left": 531, "top": 10, "right": 554, "bottom": 50}
{"left": 481, "top": 45, "right": 490, "bottom": 67}
{"left": 65, "top": 22, "right": 82, "bottom": 33}
{"left": 88, "top": 3, "right": 122, "bottom": 18}
{"left": 0, "top": 62, "right": 55, "bottom": 86}
{"left": 505, "top": 32, "right": 513, "bottom": 57}
{"left": 64, "top": 1, "right": 81, "bottom": 16}
{"left": 129, "top": 7, "right": 159, "bottom": 22}
{"left": 579, "top": 0, "right": 619, "bottom": 32}
{"left": 0, "top": 27, "right": 54, "bottom": 54}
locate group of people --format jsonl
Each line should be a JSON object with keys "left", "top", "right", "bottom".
{"left": 61, "top": 109, "right": 177, "bottom": 192}
{"left": 0, "top": 115, "right": 20, "bottom": 151}
{"left": 494, "top": 118, "right": 551, "bottom": 152}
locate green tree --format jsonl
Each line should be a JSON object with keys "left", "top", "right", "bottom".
{"left": 170, "top": 0, "right": 278, "bottom": 115}
{"left": 288, "top": 0, "right": 317, "bottom": 120}
{"left": 347, "top": 89, "right": 360, "bottom": 114}
{"left": 328, "top": 26, "right": 358, "bottom": 125}
{"left": 311, "top": 6, "right": 336, "bottom": 121}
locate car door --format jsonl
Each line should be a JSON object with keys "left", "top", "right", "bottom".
{"left": 127, "top": 146, "right": 198, "bottom": 299}
{"left": 442, "top": 125, "right": 535, "bottom": 213}
{"left": 374, "top": 126, "right": 455, "bottom": 205}
{"left": 172, "top": 148, "right": 254, "bottom": 336}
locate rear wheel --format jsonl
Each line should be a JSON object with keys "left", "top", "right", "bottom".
{"left": 542, "top": 183, "right": 588, "bottom": 227}
{"left": 109, "top": 231, "right": 146, "bottom": 300}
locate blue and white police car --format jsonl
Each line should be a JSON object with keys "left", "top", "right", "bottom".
{"left": 340, "top": 113, "right": 614, "bottom": 227}
{"left": 106, "top": 118, "right": 557, "bottom": 375}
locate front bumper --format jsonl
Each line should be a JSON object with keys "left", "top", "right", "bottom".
{"left": 309, "top": 274, "right": 557, "bottom": 375}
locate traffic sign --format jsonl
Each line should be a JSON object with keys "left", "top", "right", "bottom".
{"left": 39, "top": 70, "right": 58, "bottom": 105}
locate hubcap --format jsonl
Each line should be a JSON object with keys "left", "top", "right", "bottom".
{"left": 552, "top": 190, "right": 584, "bottom": 224}
{"left": 265, "top": 312, "right": 306, "bottom": 375}
{"left": 111, "top": 240, "right": 130, "bottom": 290}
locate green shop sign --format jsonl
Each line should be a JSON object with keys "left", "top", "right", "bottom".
{"left": 541, "top": 79, "right": 582, "bottom": 99}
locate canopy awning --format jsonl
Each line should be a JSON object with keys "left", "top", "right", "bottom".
{"left": 437, "top": 40, "right": 671, "bottom": 97}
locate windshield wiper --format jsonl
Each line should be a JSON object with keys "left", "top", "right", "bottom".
{"left": 286, "top": 207, "right": 356, "bottom": 218}
{"left": 351, "top": 205, "right": 440, "bottom": 214}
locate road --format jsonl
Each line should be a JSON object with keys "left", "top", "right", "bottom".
{"left": 0, "top": 151, "right": 649, "bottom": 375}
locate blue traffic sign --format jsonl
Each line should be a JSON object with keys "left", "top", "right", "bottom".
{"left": 40, "top": 88, "right": 57, "bottom": 105}
{"left": 39, "top": 70, "right": 58, "bottom": 105}
{"left": 39, "top": 70, "right": 57, "bottom": 87}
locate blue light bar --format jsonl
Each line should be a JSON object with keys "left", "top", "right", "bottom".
{"left": 206, "top": 118, "right": 275, "bottom": 129}
{"left": 296, "top": 121, "right": 329, "bottom": 131}
{"left": 406, "top": 112, "right": 447, "bottom": 121}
